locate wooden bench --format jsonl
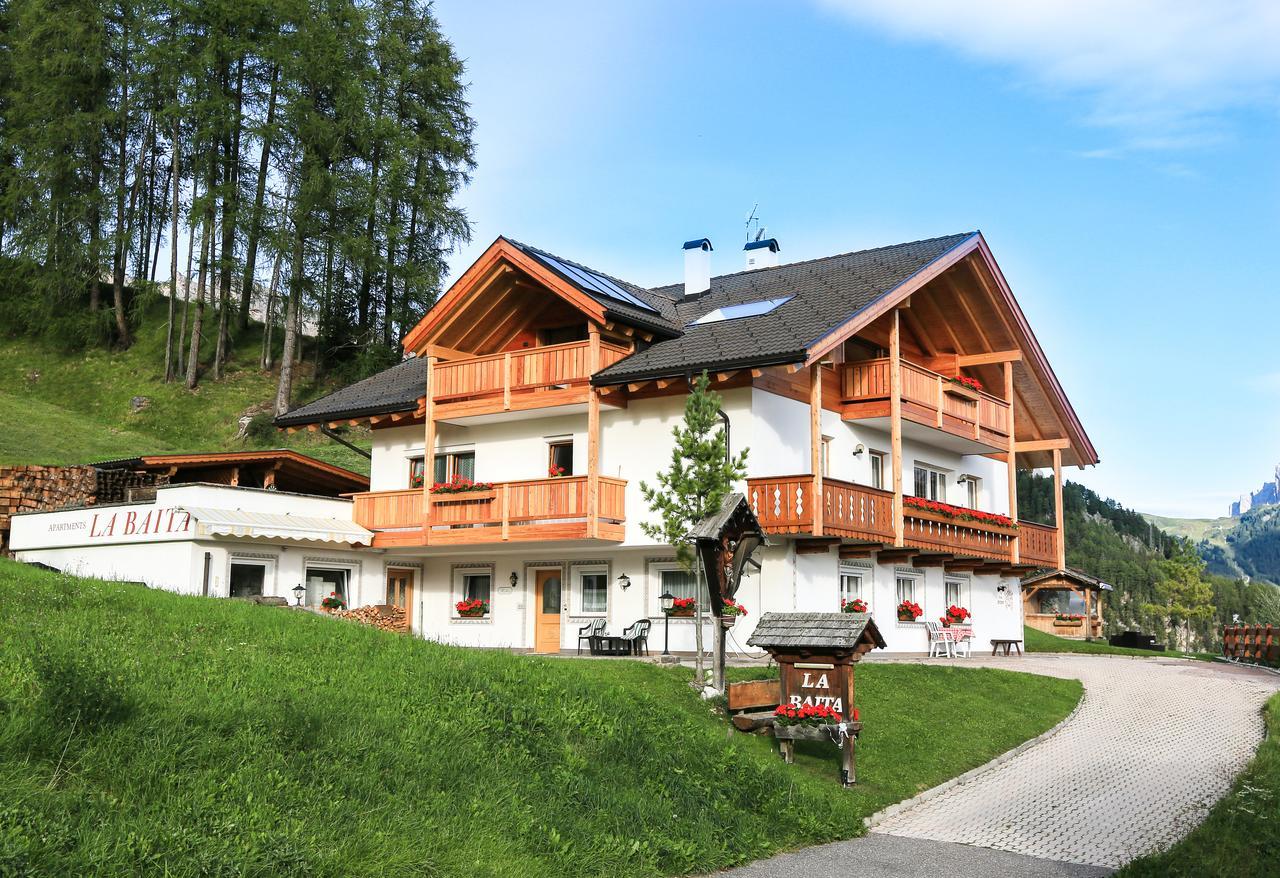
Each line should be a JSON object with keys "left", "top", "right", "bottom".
{"left": 990, "top": 638, "right": 1023, "bottom": 656}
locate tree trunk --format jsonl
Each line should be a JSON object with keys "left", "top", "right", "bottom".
{"left": 87, "top": 157, "right": 104, "bottom": 312}
{"left": 238, "top": 64, "right": 278, "bottom": 331}
{"left": 163, "top": 121, "right": 180, "bottom": 382}
{"left": 185, "top": 209, "right": 211, "bottom": 389}
{"left": 178, "top": 176, "right": 199, "bottom": 379}
{"left": 213, "top": 58, "right": 244, "bottom": 380}
{"left": 261, "top": 244, "right": 283, "bottom": 370}
{"left": 693, "top": 565, "right": 706, "bottom": 686}
{"left": 110, "top": 19, "right": 132, "bottom": 346}
{"left": 149, "top": 153, "right": 170, "bottom": 283}
{"left": 274, "top": 226, "right": 305, "bottom": 416}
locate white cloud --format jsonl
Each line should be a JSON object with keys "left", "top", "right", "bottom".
{"left": 817, "top": 0, "right": 1280, "bottom": 147}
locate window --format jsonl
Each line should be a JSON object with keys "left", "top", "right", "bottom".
{"left": 660, "top": 568, "right": 707, "bottom": 604}
{"left": 461, "top": 572, "right": 491, "bottom": 604}
{"left": 913, "top": 465, "right": 947, "bottom": 501}
{"left": 579, "top": 569, "right": 608, "bottom": 614}
{"left": 433, "top": 450, "right": 475, "bottom": 484}
{"left": 839, "top": 566, "right": 864, "bottom": 609}
{"left": 548, "top": 440, "right": 574, "bottom": 477}
{"left": 689, "top": 296, "right": 793, "bottom": 325}
{"left": 305, "top": 566, "right": 349, "bottom": 608}
{"left": 410, "top": 457, "right": 425, "bottom": 488}
{"left": 945, "top": 579, "right": 969, "bottom": 609}
{"left": 229, "top": 562, "right": 266, "bottom": 598}
{"left": 1037, "top": 589, "right": 1085, "bottom": 615}
{"left": 540, "top": 324, "right": 588, "bottom": 346}
{"left": 869, "top": 451, "right": 885, "bottom": 490}
{"left": 821, "top": 436, "right": 833, "bottom": 477}
{"left": 962, "top": 476, "right": 981, "bottom": 509}
{"left": 895, "top": 575, "right": 918, "bottom": 605}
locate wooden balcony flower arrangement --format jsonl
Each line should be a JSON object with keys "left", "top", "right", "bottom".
{"left": 720, "top": 597, "right": 748, "bottom": 627}
{"left": 903, "top": 496, "right": 1018, "bottom": 531}
{"left": 1054, "top": 613, "right": 1084, "bottom": 628}
{"left": 548, "top": 464, "right": 567, "bottom": 478}
{"left": 320, "top": 592, "right": 346, "bottom": 614}
{"left": 455, "top": 598, "right": 489, "bottom": 618}
{"left": 429, "top": 477, "right": 496, "bottom": 502}
{"left": 665, "top": 597, "right": 697, "bottom": 618}
{"left": 941, "top": 605, "right": 970, "bottom": 628}
{"left": 947, "top": 374, "right": 984, "bottom": 399}
{"left": 897, "top": 600, "right": 923, "bottom": 622}
{"left": 841, "top": 598, "right": 868, "bottom": 614}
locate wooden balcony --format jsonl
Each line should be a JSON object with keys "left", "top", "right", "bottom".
{"left": 840, "top": 358, "right": 1011, "bottom": 450}
{"left": 746, "top": 474, "right": 1056, "bottom": 566}
{"left": 350, "top": 475, "right": 626, "bottom": 547}
{"left": 431, "top": 340, "right": 632, "bottom": 420}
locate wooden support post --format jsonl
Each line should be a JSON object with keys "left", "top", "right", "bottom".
{"left": 501, "top": 482, "right": 510, "bottom": 541}
{"left": 1005, "top": 361, "right": 1019, "bottom": 564}
{"left": 1052, "top": 447, "right": 1065, "bottom": 569}
{"left": 422, "top": 356, "right": 437, "bottom": 545}
{"left": 810, "top": 363, "right": 824, "bottom": 537}
{"left": 889, "top": 310, "right": 904, "bottom": 547}
{"left": 229, "top": 467, "right": 240, "bottom": 487}
{"left": 1083, "top": 586, "right": 1093, "bottom": 642}
{"left": 935, "top": 374, "right": 944, "bottom": 428}
{"left": 587, "top": 324, "right": 601, "bottom": 539}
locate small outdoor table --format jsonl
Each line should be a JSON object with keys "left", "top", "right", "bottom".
{"left": 990, "top": 638, "right": 1023, "bottom": 656}
{"left": 589, "top": 634, "right": 629, "bottom": 656}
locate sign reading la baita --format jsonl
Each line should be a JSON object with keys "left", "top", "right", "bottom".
{"left": 787, "top": 667, "right": 845, "bottom": 712}
{"left": 85, "top": 508, "right": 191, "bottom": 539}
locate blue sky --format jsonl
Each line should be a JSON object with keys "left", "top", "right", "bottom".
{"left": 433, "top": 0, "right": 1280, "bottom": 519}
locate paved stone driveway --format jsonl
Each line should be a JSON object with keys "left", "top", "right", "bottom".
{"left": 868, "top": 655, "right": 1280, "bottom": 869}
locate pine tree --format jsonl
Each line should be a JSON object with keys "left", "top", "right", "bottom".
{"left": 640, "top": 371, "right": 748, "bottom": 688}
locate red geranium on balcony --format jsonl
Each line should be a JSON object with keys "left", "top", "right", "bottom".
{"left": 897, "top": 600, "right": 923, "bottom": 621}
{"left": 430, "top": 477, "right": 495, "bottom": 495}
{"left": 950, "top": 375, "right": 984, "bottom": 393}
{"left": 903, "top": 495, "right": 1018, "bottom": 529}
{"left": 841, "top": 597, "right": 868, "bottom": 614}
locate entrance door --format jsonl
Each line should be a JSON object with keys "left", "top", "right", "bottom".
{"left": 229, "top": 562, "right": 267, "bottom": 598}
{"left": 535, "top": 569, "right": 562, "bottom": 653}
{"left": 385, "top": 568, "right": 414, "bottom": 628}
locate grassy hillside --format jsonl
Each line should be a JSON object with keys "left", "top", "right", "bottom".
{"left": 0, "top": 560, "right": 1081, "bottom": 877}
{"left": 0, "top": 301, "right": 371, "bottom": 474}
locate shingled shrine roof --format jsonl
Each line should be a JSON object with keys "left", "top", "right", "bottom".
{"left": 746, "top": 612, "right": 886, "bottom": 650}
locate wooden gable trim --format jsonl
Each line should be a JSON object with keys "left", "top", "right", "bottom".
{"left": 804, "top": 234, "right": 981, "bottom": 367}
{"left": 401, "top": 237, "right": 608, "bottom": 355}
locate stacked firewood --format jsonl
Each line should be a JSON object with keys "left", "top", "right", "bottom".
{"left": 336, "top": 604, "right": 409, "bottom": 633}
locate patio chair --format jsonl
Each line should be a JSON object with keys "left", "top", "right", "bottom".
{"left": 577, "top": 617, "right": 606, "bottom": 655}
{"left": 926, "top": 621, "right": 953, "bottom": 658}
{"left": 952, "top": 630, "right": 974, "bottom": 658}
{"left": 621, "top": 619, "right": 651, "bottom": 656}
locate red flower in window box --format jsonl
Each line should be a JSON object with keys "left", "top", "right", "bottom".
{"left": 430, "top": 477, "right": 495, "bottom": 495}
{"left": 841, "top": 598, "right": 868, "bottom": 614}
{"left": 548, "top": 464, "right": 566, "bottom": 478}
{"left": 945, "top": 605, "right": 970, "bottom": 625}
{"left": 665, "top": 597, "right": 697, "bottom": 617}
{"left": 456, "top": 598, "right": 489, "bottom": 617}
{"left": 897, "top": 600, "right": 923, "bottom": 621}
{"left": 903, "top": 495, "right": 1018, "bottom": 529}
{"left": 949, "top": 375, "right": 984, "bottom": 393}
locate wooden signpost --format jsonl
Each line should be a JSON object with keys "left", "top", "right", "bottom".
{"left": 744, "top": 612, "right": 886, "bottom": 786}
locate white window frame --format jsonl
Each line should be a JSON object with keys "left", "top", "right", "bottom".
{"left": 895, "top": 574, "right": 920, "bottom": 606}
{"left": 945, "top": 577, "right": 970, "bottom": 612}
{"left": 960, "top": 475, "right": 981, "bottom": 510}
{"left": 303, "top": 561, "right": 358, "bottom": 609}
{"left": 227, "top": 554, "right": 278, "bottom": 600}
{"left": 912, "top": 463, "right": 949, "bottom": 501}
{"left": 452, "top": 564, "right": 494, "bottom": 618}
{"left": 868, "top": 450, "right": 886, "bottom": 490}
{"left": 575, "top": 565, "right": 609, "bottom": 616}
{"left": 647, "top": 560, "right": 707, "bottom": 616}
{"left": 839, "top": 561, "right": 868, "bottom": 611}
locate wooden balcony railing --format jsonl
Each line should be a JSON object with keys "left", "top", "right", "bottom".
{"left": 840, "top": 358, "right": 1011, "bottom": 448}
{"left": 1017, "top": 520, "right": 1060, "bottom": 568}
{"left": 430, "top": 340, "right": 631, "bottom": 418}
{"left": 747, "top": 474, "right": 1051, "bottom": 565}
{"left": 350, "top": 475, "right": 626, "bottom": 546}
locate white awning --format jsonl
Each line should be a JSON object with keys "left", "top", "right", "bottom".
{"left": 178, "top": 507, "right": 374, "bottom": 546}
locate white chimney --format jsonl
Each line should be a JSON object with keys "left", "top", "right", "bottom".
{"left": 683, "top": 238, "right": 712, "bottom": 296}
{"left": 744, "top": 237, "right": 780, "bottom": 270}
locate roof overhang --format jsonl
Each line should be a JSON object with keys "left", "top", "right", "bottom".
{"left": 179, "top": 506, "right": 373, "bottom": 546}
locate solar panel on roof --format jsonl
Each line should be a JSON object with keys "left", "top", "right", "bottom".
{"left": 530, "top": 251, "right": 658, "bottom": 313}
{"left": 689, "top": 296, "right": 793, "bottom": 326}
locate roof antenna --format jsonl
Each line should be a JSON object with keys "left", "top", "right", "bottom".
{"left": 745, "top": 203, "right": 760, "bottom": 242}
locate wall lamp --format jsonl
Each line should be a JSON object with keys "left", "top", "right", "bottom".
{"left": 616, "top": 573, "right": 631, "bottom": 591}
{"left": 853, "top": 444, "right": 865, "bottom": 457}
{"left": 509, "top": 571, "right": 519, "bottom": 587}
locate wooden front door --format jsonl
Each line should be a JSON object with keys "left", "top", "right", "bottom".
{"left": 385, "top": 568, "right": 414, "bottom": 629}
{"left": 535, "top": 569, "right": 563, "bottom": 654}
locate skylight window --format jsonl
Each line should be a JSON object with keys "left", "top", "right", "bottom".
{"left": 689, "top": 296, "right": 793, "bottom": 326}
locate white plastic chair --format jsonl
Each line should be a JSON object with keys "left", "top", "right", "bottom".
{"left": 952, "top": 630, "right": 973, "bottom": 658}
{"left": 926, "top": 621, "right": 953, "bottom": 658}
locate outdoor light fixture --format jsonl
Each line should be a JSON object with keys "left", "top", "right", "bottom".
{"left": 659, "top": 590, "right": 675, "bottom": 656}
{"left": 509, "top": 571, "right": 519, "bottom": 587}
{"left": 853, "top": 444, "right": 865, "bottom": 457}
{"left": 292, "top": 583, "right": 305, "bottom": 607}
{"left": 996, "top": 584, "right": 1008, "bottom": 594}
{"left": 616, "top": 573, "right": 631, "bottom": 591}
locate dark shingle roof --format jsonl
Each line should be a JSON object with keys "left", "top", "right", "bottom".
{"left": 746, "top": 612, "right": 887, "bottom": 650}
{"left": 1021, "top": 568, "right": 1114, "bottom": 591}
{"left": 594, "top": 232, "right": 976, "bottom": 384}
{"left": 274, "top": 357, "right": 427, "bottom": 428}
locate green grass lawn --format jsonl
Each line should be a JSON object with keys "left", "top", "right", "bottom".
{"left": 0, "top": 302, "right": 370, "bottom": 474}
{"left": 1116, "top": 690, "right": 1280, "bottom": 877}
{"left": 1023, "top": 625, "right": 1214, "bottom": 660}
{"left": 0, "top": 559, "right": 1081, "bottom": 877}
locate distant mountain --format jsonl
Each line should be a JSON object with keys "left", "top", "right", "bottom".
{"left": 1228, "top": 464, "right": 1280, "bottom": 516}
{"left": 1143, "top": 508, "right": 1280, "bottom": 588}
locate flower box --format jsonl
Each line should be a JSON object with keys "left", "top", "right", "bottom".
{"left": 665, "top": 597, "right": 697, "bottom": 618}
{"left": 903, "top": 498, "right": 1019, "bottom": 533}
{"left": 943, "top": 383, "right": 980, "bottom": 401}
{"left": 1054, "top": 619, "right": 1083, "bottom": 628}
{"left": 896, "top": 600, "right": 923, "bottom": 622}
{"left": 772, "top": 721, "right": 863, "bottom": 743}
{"left": 456, "top": 598, "right": 489, "bottom": 618}
{"left": 432, "top": 489, "right": 496, "bottom": 503}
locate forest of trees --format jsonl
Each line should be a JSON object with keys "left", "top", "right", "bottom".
{"left": 0, "top": 0, "right": 474, "bottom": 414}
{"left": 1019, "top": 472, "right": 1280, "bottom": 650}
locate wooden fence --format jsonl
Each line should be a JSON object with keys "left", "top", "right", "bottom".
{"left": 1222, "top": 625, "right": 1280, "bottom": 665}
